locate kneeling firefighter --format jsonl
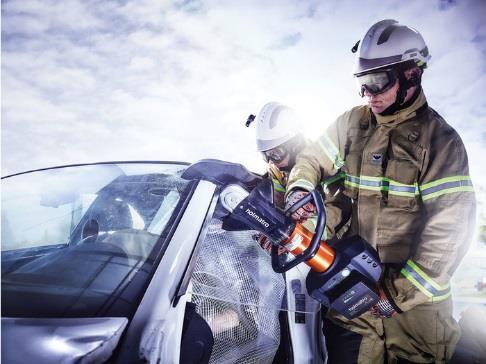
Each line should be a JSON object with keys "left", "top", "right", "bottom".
{"left": 285, "top": 20, "right": 476, "bottom": 363}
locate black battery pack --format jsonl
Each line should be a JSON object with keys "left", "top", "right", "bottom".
{"left": 306, "top": 235, "right": 382, "bottom": 319}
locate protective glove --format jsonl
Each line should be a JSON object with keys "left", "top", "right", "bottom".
{"left": 285, "top": 189, "right": 316, "bottom": 221}
{"left": 253, "top": 233, "right": 286, "bottom": 256}
{"left": 369, "top": 286, "right": 398, "bottom": 319}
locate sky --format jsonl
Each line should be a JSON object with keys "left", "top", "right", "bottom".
{"left": 2, "top": 0, "right": 486, "bottom": 189}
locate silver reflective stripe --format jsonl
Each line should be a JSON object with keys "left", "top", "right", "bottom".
{"left": 344, "top": 174, "right": 419, "bottom": 197}
{"left": 317, "top": 134, "right": 344, "bottom": 170}
{"left": 400, "top": 260, "right": 451, "bottom": 302}
{"left": 287, "top": 179, "right": 315, "bottom": 194}
{"left": 320, "top": 172, "right": 345, "bottom": 187}
{"left": 420, "top": 176, "right": 474, "bottom": 201}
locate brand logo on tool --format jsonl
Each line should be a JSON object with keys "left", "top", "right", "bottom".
{"left": 348, "top": 296, "right": 372, "bottom": 313}
{"left": 245, "top": 208, "right": 270, "bottom": 228}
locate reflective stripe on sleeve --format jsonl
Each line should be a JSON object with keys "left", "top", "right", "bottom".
{"left": 400, "top": 260, "right": 451, "bottom": 302}
{"left": 317, "top": 134, "right": 345, "bottom": 169}
{"left": 420, "top": 176, "right": 474, "bottom": 201}
{"left": 286, "top": 178, "right": 316, "bottom": 194}
{"left": 321, "top": 172, "right": 345, "bottom": 188}
{"left": 272, "top": 179, "right": 286, "bottom": 193}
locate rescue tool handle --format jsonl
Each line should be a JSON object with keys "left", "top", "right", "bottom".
{"left": 284, "top": 192, "right": 313, "bottom": 216}
{"left": 271, "top": 189, "right": 326, "bottom": 273}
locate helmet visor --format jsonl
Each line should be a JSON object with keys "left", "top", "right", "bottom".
{"left": 356, "top": 69, "right": 397, "bottom": 97}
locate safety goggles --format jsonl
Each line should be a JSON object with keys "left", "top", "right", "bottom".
{"left": 262, "top": 147, "right": 289, "bottom": 163}
{"left": 356, "top": 69, "right": 398, "bottom": 97}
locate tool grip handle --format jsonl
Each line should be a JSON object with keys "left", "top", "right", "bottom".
{"left": 272, "top": 189, "right": 326, "bottom": 273}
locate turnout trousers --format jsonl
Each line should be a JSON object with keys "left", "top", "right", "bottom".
{"left": 322, "top": 297, "right": 460, "bottom": 364}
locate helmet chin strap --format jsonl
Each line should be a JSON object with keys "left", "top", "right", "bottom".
{"left": 282, "top": 156, "right": 295, "bottom": 172}
{"left": 277, "top": 136, "right": 306, "bottom": 172}
{"left": 379, "top": 84, "right": 407, "bottom": 116}
{"left": 379, "top": 65, "right": 422, "bottom": 116}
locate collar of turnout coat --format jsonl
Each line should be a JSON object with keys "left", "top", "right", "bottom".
{"left": 374, "top": 90, "right": 427, "bottom": 125}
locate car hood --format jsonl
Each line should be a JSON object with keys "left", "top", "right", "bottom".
{"left": 1, "top": 317, "right": 128, "bottom": 364}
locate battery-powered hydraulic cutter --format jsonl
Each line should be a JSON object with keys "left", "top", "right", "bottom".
{"left": 220, "top": 180, "right": 382, "bottom": 319}
{"left": 182, "top": 159, "right": 382, "bottom": 319}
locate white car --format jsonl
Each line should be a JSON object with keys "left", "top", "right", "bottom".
{"left": 1, "top": 160, "right": 325, "bottom": 364}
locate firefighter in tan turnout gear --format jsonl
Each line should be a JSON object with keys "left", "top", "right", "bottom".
{"left": 248, "top": 101, "right": 352, "bottom": 254}
{"left": 285, "top": 20, "right": 476, "bottom": 363}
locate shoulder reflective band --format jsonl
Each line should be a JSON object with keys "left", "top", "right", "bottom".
{"left": 344, "top": 174, "right": 419, "bottom": 197}
{"left": 317, "top": 134, "right": 345, "bottom": 170}
{"left": 400, "top": 260, "right": 451, "bottom": 302}
{"left": 420, "top": 176, "right": 474, "bottom": 201}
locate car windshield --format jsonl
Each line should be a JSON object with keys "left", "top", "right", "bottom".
{"left": 1, "top": 162, "right": 193, "bottom": 318}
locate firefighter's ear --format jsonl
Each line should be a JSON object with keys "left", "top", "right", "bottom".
{"left": 407, "top": 67, "right": 422, "bottom": 87}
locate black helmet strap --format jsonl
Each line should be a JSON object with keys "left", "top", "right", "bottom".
{"left": 279, "top": 135, "right": 306, "bottom": 172}
{"left": 379, "top": 62, "right": 422, "bottom": 116}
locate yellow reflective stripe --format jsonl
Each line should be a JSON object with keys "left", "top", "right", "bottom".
{"left": 358, "top": 184, "right": 382, "bottom": 192}
{"left": 389, "top": 181, "right": 420, "bottom": 197}
{"left": 431, "top": 291, "right": 452, "bottom": 303}
{"left": 422, "top": 186, "right": 475, "bottom": 201}
{"left": 272, "top": 179, "right": 285, "bottom": 193}
{"left": 420, "top": 175, "right": 471, "bottom": 190}
{"left": 323, "top": 135, "right": 344, "bottom": 166}
{"left": 420, "top": 175, "right": 474, "bottom": 201}
{"left": 317, "top": 138, "right": 337, "bottom": 168}
{"left": 361, "top": 175, "right": 382, "bottom": 181}
{"left": 317, "top": 134, "right": 344, "bottom": 169}
{"left": 406, "top": 260, "right": 449, "bottom": 290}
{"left": 400, "top": 268, "right": 434, "bottom": 299}
{"left": 344, "top": 175, "right": 360, "bottom": 189}
{"left": 390, "top": 180, "right": 417, "bottom": 187}
{"left": 287, "top": 178, "right": 315, "bottom": 194}
{"left": 400, "top": 269, "right": 451, "bottom": 302}
{"left": 344, "top": 174, "right": 418, "bottom": 197}
{"left": 344, "top": 181, "right": 360, "bottom": 189}
{"left": 401, "top": 260, "right": 452, "bottom": 302}
{"left": 389, "top": 191, "right": 412, "bottom": 197}
{"left": 345, "top": 174, "right": 474, "bottom": 200}
{"left": 321, "top": 172, "right": 345, "bottom": 187}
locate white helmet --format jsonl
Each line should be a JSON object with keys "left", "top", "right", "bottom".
{"left": 353, "top": 19, "right": 431, "bottom": 75}
{"left": 254, "top": 102, "right": 300, "bottom": 152}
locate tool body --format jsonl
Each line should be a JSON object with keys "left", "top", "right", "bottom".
{"left": 221, "top": 180, "right": 382, "bottom": 319}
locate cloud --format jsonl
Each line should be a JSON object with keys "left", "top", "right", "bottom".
{"left": 271, "top": 32, "right": 303, "bottom": 49}
{"left": 2, "top": 0, "right": 102, "bottom": 35}
{"left": 2, "top": 0, "right": 486, "bottom": 186}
